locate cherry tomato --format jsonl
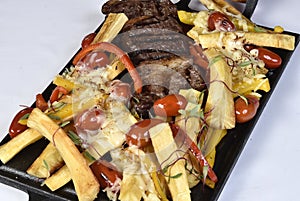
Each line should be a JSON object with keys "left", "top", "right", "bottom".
{"left": 91, "top": 159, "right": 122, "bottom": 189}
{"left": 9, "top": 107, "right": 33, "bottom": 138}
{"left": 82, "top": 51, "right": 109, "bottom": 70}
{"left": 126, "top": 119, "right": 163, "bottom": 148}
{"left": 208, "top": 11, "right": 235, "bottom": 32}
{"left": 36, "top": 94, "right": 48, "bottom": 112}
{"left": 81, "top": 33, "right": 96, "bottom": 49}
{"left": 244, "top": 45, "right": 282, "bottom": 68}
{"left": 235, "top": 95, "right": 260, "bottom": 123}
{"left": 153, "top": 94, "right": 187, "bottom": 117}
{"left": 74, "top": 107, "right": 105, "bottom": 131}
{"left": 110, "top": 80, "right": 132, "bottom": 101}
{"left": 256, "top": 47, "right": 282, "bottom": 68}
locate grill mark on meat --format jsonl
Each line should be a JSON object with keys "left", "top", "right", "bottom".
{"left": 102, "top": 0, "right": 178, "bottom": 19}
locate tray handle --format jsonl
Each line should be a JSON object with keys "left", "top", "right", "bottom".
{"left": 243, "top": 0, "right": 259, "bottom": 19}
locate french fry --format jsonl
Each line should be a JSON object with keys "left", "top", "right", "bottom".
{"left": 204, "top": 48, "right": 235, "bottom": 129}
{"left": 27, "top": 108, "right": 99, "bottom": 201}
{"left": 27, "top": 142, "right": 64, "bottom": 178}
{"left": 0, "top": 128, "right": 42, "bottom": 164}
{"left": 192, "top": 32, "right": 295, "bottom": 50}
{"left": 149, "top": 123, "right": 191, "bottom": 201}
{"left": 92, "top": 13, "right": 128, "bottom": 44}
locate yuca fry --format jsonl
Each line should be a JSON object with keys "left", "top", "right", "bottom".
{"left": 192, "top": 32, "right": 295, "bottom": 50}
{"left": 0, "top": 128, "right": 42, "bottom": 164}
{"left": 149, "top": 123, "right": 191, "bottom": 201}
{"left": 27, "top": 108, "right": 99, "bottom": 201}
{"left": 44, "top": 165, "right": 70, "bottom": 191}
{"left": 27, "top": 142, "right": 64, "bottom": 178}
{"left": 92, "top": 13, "right": 128, "bottom": 44}
{"left": 204, "top": 48, "right": 235, "bottom": 129}
{"left": 44, "top": 153, "right": 94, "bottom": 191}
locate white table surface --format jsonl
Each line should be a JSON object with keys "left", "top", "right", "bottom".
{"left": 0, "top": 0, "right": 299, "bottom": 200}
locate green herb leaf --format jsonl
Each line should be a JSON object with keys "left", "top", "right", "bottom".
{"left": 202, "top": 165, "right": 208, "bottom": 180}
{"left": 20, "top": 113, "right": 30, "bottom": 120}
{"left": 60, "top": 121, "right": 70, "bottom": 128}
{"left": 43, "top": 159, "right": 49, "bottom": 172}
{"left": 209, "top": 55, "right": 223, "bottom": 66}
{"left": 162, "top": 166, "right": 168, "bottom": 174}
{"left": 52, "top": 102, "right": 66, "bottom": 110}
{"left": 83, "top": 151, "right": 96, "bottom": 162}
{"left": 238, "top": 60, "right": 252, "bottom": 67}
{"left": 68, "top": 130, "right": 82, "bottom": 146}
{"left": 169, "top": 173, "right": 182, "bottom": 179}
{"left": 254, "top": 26, "right": 266, "bottom": 33}
{"left": 48, "top": 114, "right": 61, "bottom": 120}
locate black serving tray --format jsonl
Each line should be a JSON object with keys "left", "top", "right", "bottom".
{"left": 0, "top": 0, "right": 299, "bottom": 200}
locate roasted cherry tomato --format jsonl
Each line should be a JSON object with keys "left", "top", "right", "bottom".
{"left": 153, "top": 94, "right": 187, "bottom": 117}
{"left": 208, "top": 11, "right": 235, "bottom": 32}
{"left": 126, "top": 119, "right": 163, "bottom": 148}
{"left": 110, "top": 80, "right": 132, "bottom": 101}
{"left": 9, "top": 107, "right": 33, "bottom": 138}
{"left": 235, "top": 95, "right": 260, "bottom": 123}
{"left": 82, "top": 51, "right": 110, "bottom": 70}
{"left": 74, "top": 107, "right": 105, "bottom": 131}
{"left": 81, "top": 33, "right": 96, "bottom": 49}
{"left": 244, "top": 45, "right": 282, "bottom": 68}
{"left": 91, "top": 159, "right": 122, "bottom": 189}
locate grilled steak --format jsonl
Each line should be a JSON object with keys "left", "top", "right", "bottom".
{"left": 102, "top": 0, "right": 207, "bottom": 118}
{"left": 103, "top": 0, "right": 186, "bottom": 62}
{"left": 102, "top": 0, "right": 180, "bottom": 33}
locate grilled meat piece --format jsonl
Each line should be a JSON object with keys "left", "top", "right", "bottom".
{"left": 130, "top": 85, "right": 169, "bottom": 119}
{"left": 137, "top": 56, "right": 206, "bottom": 93}
{"left": 113, "top": 28, "right": 192, "bottom": 65}
{"left": 102, "top": 0, "right": 178, "bottom": 21}
{"left": 129, "top": 56, "right": 206, "bottom": 118}
{"left": 102, "top": 0, "right": 183, "bottom": 33}
{"left": 103, "top": 0, "right": 186, "bottom": 63}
